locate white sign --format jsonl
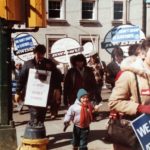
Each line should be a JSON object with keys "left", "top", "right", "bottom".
{"left": 101, "top": 24, "right": 145, "bottom": 56}
{"left": 13, "top": 33, "right": 38, "bottom": 61}
{"left": 51, "top": 37, "right": 83, "bottom": 64}
{"left": 24, "top": 69, "right": 51, "bottom": 107}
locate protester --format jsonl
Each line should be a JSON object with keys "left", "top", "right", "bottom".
{"left": 64, "top": 88, "right": 102, "bottom": 150}
{"left": 15, "top": 44, "right": 62, "bottom": 126}
{"left": 108, "top": 37, "right": 150, "bottom": 150}
{"left": 88, "top": 52, "right": 106, "bottom": 104}
{"left": 12, "top": 61, "right": 24, "bottom": 112}
{"left": 120, "top": 43, "right": 146, "bottom": 75}
{"left": 63, "top": 54, "right": 97, "bottom": 106}
{"left": 106, "top": 47, "right": 124, "bottom": 89}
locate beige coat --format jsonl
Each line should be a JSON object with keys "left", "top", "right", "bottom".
{"left": 108, "top": 61, "right": 150, "bottom": 150}
{"left": 109, "top": 69, "right": 150, "bottom": 115}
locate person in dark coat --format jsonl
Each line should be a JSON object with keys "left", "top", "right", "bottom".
{"left": 15, "top": 44, "right": 62, "bottom": 125}
{"left": 106, "top": 47, "right": 124, "bottom": 89}
{"left": 63, "top": 54, "right": 97, "bottom": 106}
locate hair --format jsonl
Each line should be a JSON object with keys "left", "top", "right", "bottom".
{"left": 75, "top": 54, "right": 87, "bottom": 66}
{"left": 70, "top": 55, "right": 77, "bottom": 67}
{"left": 128, "top": 44, "right": 141, "bottom": 56}
{"left": 111, "top": 47, "right": 123, "bottom": 61}
{"left": 90, "top": 53, "right": 100, "bottom": 63}
{"left": 141, "top": 37, "right": 150, "bottom": 53}
{"left": 33, "top": 44, "right": 46, "bottom": 54}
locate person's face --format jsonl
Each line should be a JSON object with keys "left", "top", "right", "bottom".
{"left": 15, "top": 64, "right": 22, "bottom": 70}
{"left": 80, "top": 95, "right": 89, "bottom": 105}
{"left": 138, "top": 51, "right": 146, "bottom": 60}
{"left": 34, "top": 52, "right": 44, "bottom": 62}
{"left": 115, "top": 55, "right": 123, "bottom": 64}
{"left": 90, "top": 57, "right": 95, "bottom": 64}
{"left": 76, "top": 61, "right": 84, "bottom": 69}
{"left": 144, "top": 48, "right": 150, "bottom": 66}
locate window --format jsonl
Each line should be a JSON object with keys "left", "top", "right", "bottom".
{"left": 79, "top": 35, "right": 99, "bottom": 55}
{"left": 82, "top": 2, "right": 94, "bottom": 19}
{"left": 112, "top": 0, "right": 130, "bottom": 25}
{"left": 46, "top": 34, "right": 66, "bottom": 57}
{"left": 47, "top": 0, "right": 66, "bottom": 20}
{"left": 48, "top": 1, "right": 61, "bottom": 18}
{"left": 114, "top": 2, "right": 123, "bottom": 20}
{"left": 81, "top": 0, "right": 98, "bottom": 20}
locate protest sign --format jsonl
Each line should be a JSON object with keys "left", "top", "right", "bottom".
{"left": 131, "top": 114, "right": 150, "bottom": 150}
{"left": 24, "top": 69, "right": 51, "bottom": 107}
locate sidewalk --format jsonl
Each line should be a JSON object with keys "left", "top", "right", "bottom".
{"left": 14, "top": 88, "right": 113, "bottom": 150}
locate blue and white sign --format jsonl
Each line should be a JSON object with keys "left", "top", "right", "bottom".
{"left": 131, "top": 114, "right": 150, "bottom": 150}
{"left": 111, "top": 26, "right": 140, "bottom": 43}
{"left": 101, "top": 24, "right": 145, "bottom": 56}
{"left": 13, "top": 33, "right": 38, "bottom": 61}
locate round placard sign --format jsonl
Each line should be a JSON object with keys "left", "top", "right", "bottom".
{"left": 13, "top": 33, "right": 38, "bottom": 61}
{"left": 51, "top": 37, "right": 83, "bottom": 64}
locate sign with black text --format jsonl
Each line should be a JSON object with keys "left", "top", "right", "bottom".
{"left": 24, "top": 69, "right": 51, "bottom": 107}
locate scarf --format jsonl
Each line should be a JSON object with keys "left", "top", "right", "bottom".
{"left": 80, "top": 102, "right": 93, "bottom": 128}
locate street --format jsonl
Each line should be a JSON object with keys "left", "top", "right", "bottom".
{"left": 13, "top": 88, "right": 113, "bottom": 150}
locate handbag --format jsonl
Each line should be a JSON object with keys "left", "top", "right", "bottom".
{"left": 107, "top": 74, "right": 141, "bottom": 148}
{"left": 107, "top": 117, "right": 139, "bottom": 148}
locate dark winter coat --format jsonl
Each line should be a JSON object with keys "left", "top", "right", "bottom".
{"left": 64, "top": 66, "right": 97, "bottom": 105}
{"left": 16, "top": 57, "right": 62, "bottom": 104}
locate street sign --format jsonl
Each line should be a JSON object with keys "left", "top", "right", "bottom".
{"left": 101, "top": 24, "right": 145, "bottom": 56}
{"left": 13, "top": 33, "right": 38, "bottom": 61}
{"left": 131, "top": 114, "right": 150, "bottom": 150}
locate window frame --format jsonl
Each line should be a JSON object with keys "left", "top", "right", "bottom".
{"left": 46, "top": 0, "right": 66, "bottom": 21}
{"left": 113, "top": 1, "right": 123, "bottom": 20}
{"left": 45, "top": 34, "right": 67, "bottom": 58}
{"left": 81, "top": 0, "right": 98, "bottom": 21}
{"left": 112, "top": 0, "right": 130, "bottom": 25}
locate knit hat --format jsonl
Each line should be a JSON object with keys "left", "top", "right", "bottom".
{"left": 77, "top": 89, "right": 88, "bottom": 101}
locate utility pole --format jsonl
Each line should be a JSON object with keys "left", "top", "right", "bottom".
{"left": 0, "top": 17, "right": 17, "bottom": 150}
{"left": 0, "top": 1, "right": 47, "bottom": 149}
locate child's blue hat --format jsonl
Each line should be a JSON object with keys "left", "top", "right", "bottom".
{"left": 77, "top": 89, "right": 88, "bottom": 101}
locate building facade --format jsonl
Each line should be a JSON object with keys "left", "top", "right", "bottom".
{"left": 13, "top": 0, "right": 150, "bottom": 64}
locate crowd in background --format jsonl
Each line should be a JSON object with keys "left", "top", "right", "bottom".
{"left": 12, "top": 36, "right": 150, "bottom": 150}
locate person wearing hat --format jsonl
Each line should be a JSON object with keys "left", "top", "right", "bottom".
{"left": 15, "top": 44, "right": 62, "bottom": 125}
{"left": 64, "top": 88, "right": 101, "bottom": 150}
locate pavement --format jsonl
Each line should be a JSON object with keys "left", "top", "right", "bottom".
{"left": 13, "top": 88, "right": 113, "bottom": 150}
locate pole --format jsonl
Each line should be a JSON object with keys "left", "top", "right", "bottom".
{"left": 143, "top": 0, "right": 147, "bottom": 35}
{"left": 0, "top": 17, "right": 17, "bottom": 150}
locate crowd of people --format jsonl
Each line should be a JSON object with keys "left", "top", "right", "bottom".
{"left": 12, "top": 36, "right": 150, "bottom": 150}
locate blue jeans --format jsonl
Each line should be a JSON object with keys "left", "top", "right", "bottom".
{"left": 72, "top": 125, "right": 89, "bottom": 150}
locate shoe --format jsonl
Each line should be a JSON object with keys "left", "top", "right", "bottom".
{"left": 51, "top": 115, "right": 56, "bottom": 120}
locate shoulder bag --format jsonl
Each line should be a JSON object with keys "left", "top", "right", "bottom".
{"left": 107, "top": 73, "right": 141, "bottom": 148}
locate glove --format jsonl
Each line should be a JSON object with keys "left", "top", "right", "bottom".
{"left": 137, "top": 104, "right": 150, "bottom": 114}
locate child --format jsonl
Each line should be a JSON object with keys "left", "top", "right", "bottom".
{"left": 64, "top": 88, "right": 101, "bottom": 150}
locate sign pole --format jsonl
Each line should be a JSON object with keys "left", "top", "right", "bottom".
{"left": 0, "top": 18, "right": 17, "bottom": 150}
